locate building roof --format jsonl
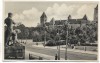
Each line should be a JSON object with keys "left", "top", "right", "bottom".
{"left": 82, "top": 14, "right": 87, "bottom": 20}
{"left": 50, "top": 18, "right": 55, "bottom": 25}
{"left": 68, "top": 18, "right": 88, "bottom": 24}
{"left": 67, "top": 14, "right": 88, "bottom": 24}
{"left": 68, "top": 19, "right": 82, "bottom": 24}
{"left": 55, "top": 20, "right": 66, "bottom": 25}
{"left": 68, "top": 15, "right": 71, "bottom": 19}
{"left": 95, "top": 4, "right": 98, "bottom": 10}
{"left": 44, "top": 14, "right": 88, "bottom": 26}
{"left": 40, "top": 12, "right": 47, "bottom": 18}
{"left": 45, "top": 22, "right": 50, "bottom": 26}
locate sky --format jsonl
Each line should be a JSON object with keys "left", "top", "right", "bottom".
{"left": 4, "top": 1, "right": 98, "bottom": 27}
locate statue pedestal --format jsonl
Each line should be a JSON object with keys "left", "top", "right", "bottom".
{"left": 4, "top": 43, "right": 25, "bottom": 59}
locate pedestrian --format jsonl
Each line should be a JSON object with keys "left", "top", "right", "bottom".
{"left": 55, "top": 54, "right": 58, "bottom": 60}
{"left": 72, "top": 44, "right": 74, "bottom": 49}
{"left": 84, "top": 46, "right": 86, "bottom": 51}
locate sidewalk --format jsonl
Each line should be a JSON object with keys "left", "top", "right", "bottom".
{"left": 32, "top": 45, "right": 97, "bottom": 55}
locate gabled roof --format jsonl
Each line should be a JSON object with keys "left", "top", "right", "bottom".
{"left": 50, "top": 18, "right": 55, "bottom": 25}
{"left": 50, "top": 18, "right": 55, "bottom": 22}
{"left": 83, "top": 14, "right": 87, "bottom": 20}
{"left": 40, "top": 12, "right": 47, "bottom": 18}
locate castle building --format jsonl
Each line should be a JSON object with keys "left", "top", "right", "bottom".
{"left": 41, "top": 15, "right": 88, "bottom": 28}
{"left": 40, "top": 12, "right": 88, "bottom": 29}
{"left": 40, "top": 5, "right": 98, "bottom": 29}
{"left": 67, "top": 14, "right": 88, "bottom": 29}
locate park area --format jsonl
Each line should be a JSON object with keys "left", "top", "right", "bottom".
{"left": 19, "top": 39, "right": 98, "bottom": 52}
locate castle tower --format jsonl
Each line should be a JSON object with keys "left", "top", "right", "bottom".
{"left": 68, "top": 15, "right": 71, "bottom": 20}
{"left": 94, "top": 5, "right": 98, "bottom": 21}
{"left": 50, "top": 17, "right": 55, "bottom": 28}
{"left": 40, "top": 12, "right": 47, "bottom": 27}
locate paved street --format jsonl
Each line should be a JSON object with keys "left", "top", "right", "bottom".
{"left": 22, "top": 42, "right": 97, "bottom": 60}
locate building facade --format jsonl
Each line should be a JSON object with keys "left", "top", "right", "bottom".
{"left": 40, "top": 12, "right": 88, "bottom": 29}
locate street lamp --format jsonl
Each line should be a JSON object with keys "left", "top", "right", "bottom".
{"left": 44, "top": 30, "right": 46, "bottom": 47}
{"left": 44, "top": 24, "right": 47, "bottom": 47}
{"left": 65, "top": 21, "right": 69, "bottom": 60}
{"left": 56, "top": 29, "right": 61, "bottom": 60}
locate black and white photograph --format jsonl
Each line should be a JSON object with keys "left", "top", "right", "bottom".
{"left": 3, "top": 0, "right": 98, "bottom": 61}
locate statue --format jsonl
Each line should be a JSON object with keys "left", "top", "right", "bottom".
{"left": 4, "top": 13, "right": 15, "bottom": 46}
{"left": 11, "top": 29, "right": 21, "bottom": 45}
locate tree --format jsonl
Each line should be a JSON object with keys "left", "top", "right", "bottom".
{"left": 32, "top": 31, "right": 40, "bottom": 42}
{"left": 24, "top": 28, "right": 29, "bottom": 42}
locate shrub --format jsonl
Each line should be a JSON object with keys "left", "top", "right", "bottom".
{"left": 80, "top": 43, "right": 97, "bottom": 46}
{"left": 45, "top": 40, "right": 65, "bottom": 46}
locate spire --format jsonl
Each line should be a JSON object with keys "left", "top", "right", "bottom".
{"left": 68, "top": 15, "right": 71, "bottom": 20}
{"left": 50, "top": 17, "right": 55, "bottom": 24}
{"left": 95, "top": 4, "right": 98, "bottom": 10}
{"left": 83, "top": 14, "right": 87, "bottom": 20}
{"left": 51, "top": 17, "right": 55, "bottom": 21}
{"left": 40, "top": 12, "right": 47, "bottom": 18}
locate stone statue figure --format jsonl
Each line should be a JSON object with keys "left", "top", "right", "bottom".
{"left": 4, "top": 13, "right": 15, "bottom": 46}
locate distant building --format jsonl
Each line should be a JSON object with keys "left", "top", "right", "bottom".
{"left": 40, "top": 4, "right": 99, "bottom": 29}
{"left": 94, "top": 5, "right": 98, "bottom": 22}
{"left": 67, "top": 14, "right": 88, "bottom": 29}
{"left": 40, "top": 12, "right": 89, "bottom": 29}
{"left": 40, "top": 12, "right": 47, "bottom": 27}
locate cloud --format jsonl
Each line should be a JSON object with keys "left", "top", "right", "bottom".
{"left": 8, "top": 3, "right": 97, "bottom": 27}
{"left": 45, "top": 3, "right": 81, "bottom": 21}
{"left": 12, "top": 7, "right": 42, "bottom": 27}
{"left": 76, "top": 4, "right": 96, "bottom": 20}
{"left": 46, "top": 3, "right": 96, "bottom": 21}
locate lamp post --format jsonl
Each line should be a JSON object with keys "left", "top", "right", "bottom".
{"left": 65, "top": 21, "right": 69, "bottom": 60}
{"left": 58, "top": 43, "right": 60, "bottom": 60}
{"left": 55, "top": 28, "right": 60, "bottom": 60}
{"left": 56, "top": 29, "right": 60, "bottom": 60}
{"left": 44, "top": 30, "right": 46, "bottom": 47}
{"left": 44, "top": 24, "right": 47, "bottom": 47}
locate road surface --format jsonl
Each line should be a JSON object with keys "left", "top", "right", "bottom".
{"left": 22, "top": 42, "right": 97, "bottom": 60}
